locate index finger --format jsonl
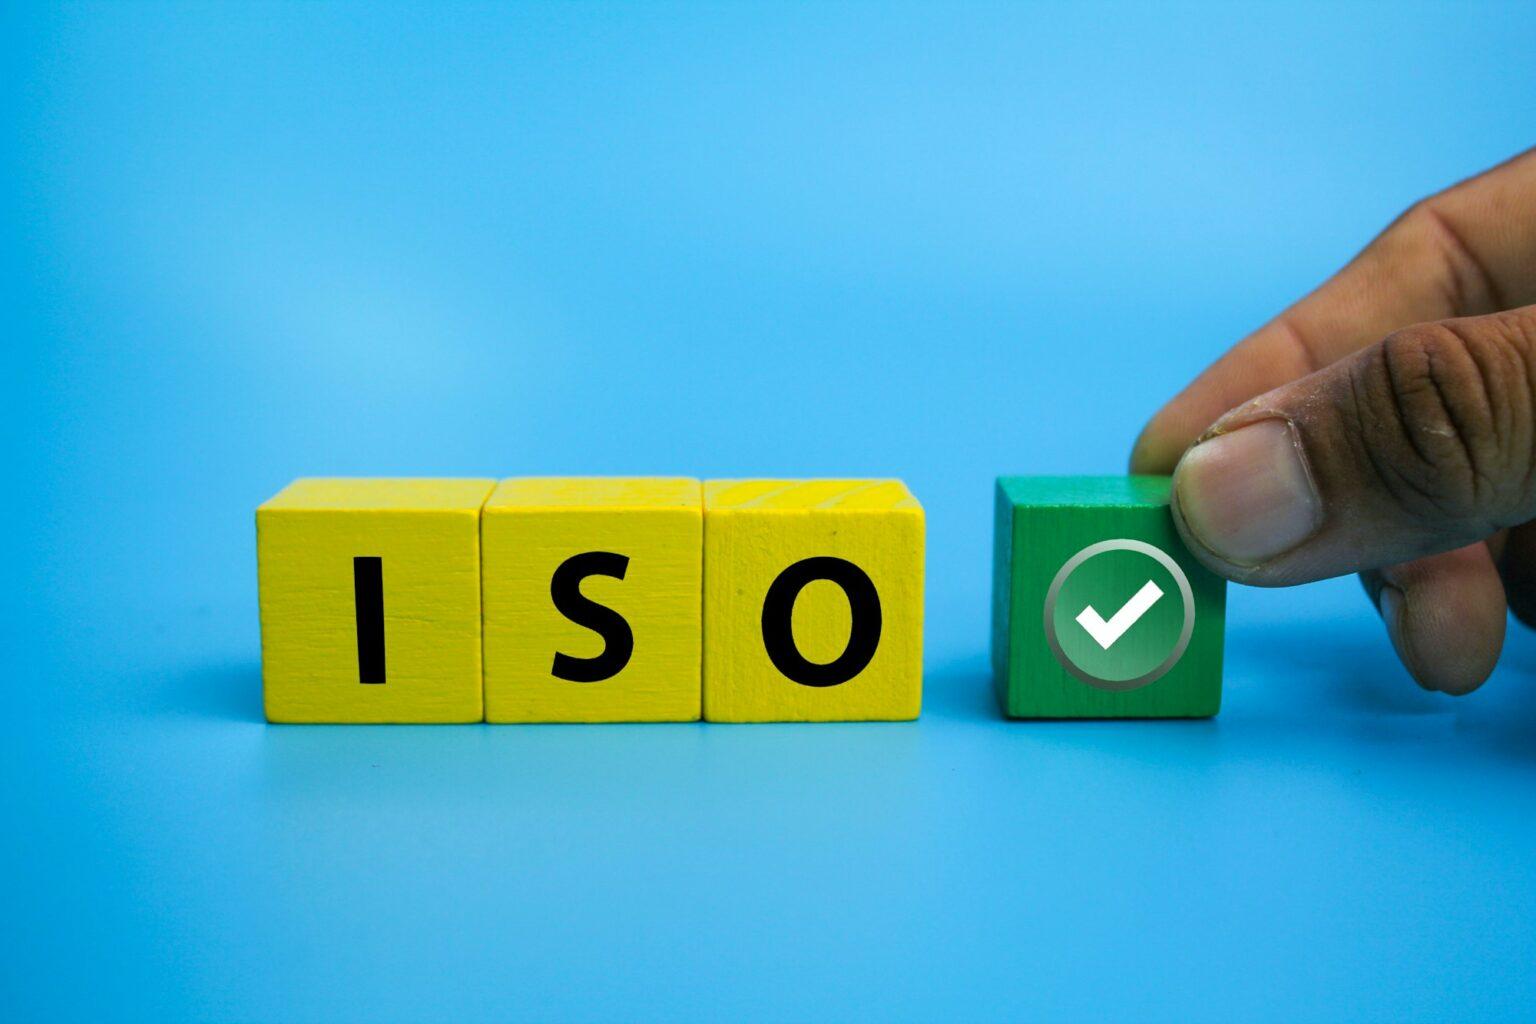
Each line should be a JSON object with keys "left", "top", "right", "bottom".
{"left": 1131, "top": 146, "right": 1536, "bottom": 474}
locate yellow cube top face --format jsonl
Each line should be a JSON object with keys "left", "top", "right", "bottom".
{"left": 705, "top": 479, "right": 921, "bottom": 511}
{"left": 481, "top": 478, "right": 703, "bottom": 723}
{"left": 262, "top": 477, "right": 499, "bottom": 511}
{"left": 256, "top": 478, "right": 495, "bottom": 723}
{"left": 488, "top": 476, "right": 700, "bottom": 510}
{"left": 702, "top": 479, "right": 925, "bottom": 722}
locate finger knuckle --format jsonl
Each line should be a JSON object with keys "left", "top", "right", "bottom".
{"left": 1387, "top": 200, "right": 1502, "bottom": 315}
{"left": 1353, "top": 319, "right": 1536, "bottom": 526}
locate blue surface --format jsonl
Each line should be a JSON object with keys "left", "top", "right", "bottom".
{"left": 6, "top": 3, "right": 1536, "bottom": 1020}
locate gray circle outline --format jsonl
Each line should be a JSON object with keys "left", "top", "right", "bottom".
{"left": 1043, "top": 538, "right": 1195, "bottom": 692}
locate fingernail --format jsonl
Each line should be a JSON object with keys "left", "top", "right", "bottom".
{"left": 1174, "top": 418, "right": 1321, "bottom": 566}
{"left": 1377, "top": 585, "right": 1435, "bottom": 691}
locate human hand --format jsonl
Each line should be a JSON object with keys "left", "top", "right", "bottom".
{"left": 1132, "top": 148, "right": 1536, "bottom": 695}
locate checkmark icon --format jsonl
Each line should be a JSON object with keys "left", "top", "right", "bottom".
{"left": 1044, "top": 538, "right": 1198, "bottom": 692}
{"left": 1074, "top": 579, "right": 1164, "bottom": 650}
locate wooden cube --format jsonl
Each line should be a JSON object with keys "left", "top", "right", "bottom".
{"left": 992, "top": 476, "right": 1226, "bottom": 718}
{"left": 702, "top": 480, "right": 924, "bottom": 722}
{"left": 256, "top": 478, "right": 494, "bottom": 723}
{"left": 480, "top": 477, "right": 702, "bottom": 723}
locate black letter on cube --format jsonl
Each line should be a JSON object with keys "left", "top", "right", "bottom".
{"left": 550, "top": 551, "right": 635, "bottom": 683}
{"left": 353, "top": 556, "right": 386, "bottom": 684}
{"left": 761, "top": 556, "right": 882, "bottom": 687}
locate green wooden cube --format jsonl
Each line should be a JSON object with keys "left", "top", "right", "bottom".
{"left": 991, "top": 476, "right": 1226, "bottom": 718}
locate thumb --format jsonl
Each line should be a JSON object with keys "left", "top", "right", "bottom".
{"left": 1171, "top": 306, "right": 1536, "bottom": 585}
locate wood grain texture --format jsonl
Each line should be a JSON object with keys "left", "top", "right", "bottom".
{"left": 256, "top": 478, "right": 494, "bottom": 723}
{"left": 992, "top": 475, "right": 1226, "bottom": 719}
{"left": 703, "top": 479, "right": 924, "bottom": 722}
{"left": 481, "top": 477, "right": 702, "bottom": 723}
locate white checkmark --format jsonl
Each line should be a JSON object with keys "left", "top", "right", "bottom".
{"left": 1075, "top": 579, "right": 1165, "bottom": 650}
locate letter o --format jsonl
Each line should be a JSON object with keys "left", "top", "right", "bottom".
{"left": 760, "top": 556, "right": 882, "bottom": 687}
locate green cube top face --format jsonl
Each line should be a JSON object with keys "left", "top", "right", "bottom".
{"left": 992, "top": 476, "right": 1227, "bottom": 718}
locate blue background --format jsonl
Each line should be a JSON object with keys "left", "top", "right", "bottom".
{"left": 6, "top": 3, "right": 1536, "bottom": 1020}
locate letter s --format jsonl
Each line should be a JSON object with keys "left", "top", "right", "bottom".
{"left": 550, "top": 551, "right": 635, "bottom": 683}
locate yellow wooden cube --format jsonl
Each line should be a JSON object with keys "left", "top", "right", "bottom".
{"left": 481, "top": 477, "right": 703, "bottom": 723}
{"left": 702, "top": 479, "right": 924, "bottom": 722}
{"left": 256, "top": 478, "right": 494, "bottom": 723}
